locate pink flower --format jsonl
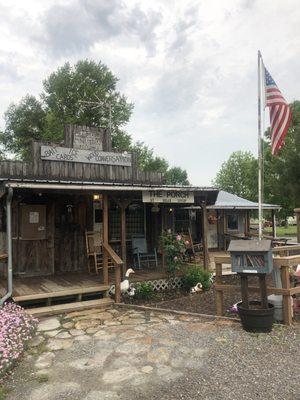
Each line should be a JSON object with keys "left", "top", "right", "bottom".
{"left": 167, "top": 229, "right": 172, "bottom": 234}
{"left": 176, "top": 235, "right": 182, "bottom": 241}
{"left": 173, "top": 256, "right": 178, "bottom": 261}
{"left": 185, "top": 240, "right": 190, "bottom": 245}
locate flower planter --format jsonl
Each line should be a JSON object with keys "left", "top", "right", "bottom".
{"left": 237, "top": 301, "right": 275, "bottom": 333}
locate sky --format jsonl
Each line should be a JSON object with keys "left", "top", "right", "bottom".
{"left": 0, "top": 0, "right": 299, "bottom": 186}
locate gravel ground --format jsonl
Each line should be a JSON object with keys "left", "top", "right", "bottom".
{"left": 3, "top": 307, "right": 300, "bottom": 400}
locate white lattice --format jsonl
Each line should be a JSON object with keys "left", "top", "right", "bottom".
{"left": 110, "top": 277, "right": 184, "bottom": 294}
{"left": 135, "top": 277, "right": 184, "bottom": 291}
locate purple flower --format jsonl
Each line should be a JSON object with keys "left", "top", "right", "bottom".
{"left": 0, "top": 302, "right": 38, "bottom": 380}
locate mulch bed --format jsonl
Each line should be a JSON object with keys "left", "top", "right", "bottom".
{"left": 124, "top": 275, "right": 270, "bottom": 317}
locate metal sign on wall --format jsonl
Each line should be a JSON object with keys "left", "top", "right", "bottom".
{"left": 41, "top": 146, "right": 132, "bottom": 167}
{"left": 142, "top": 190, "right": 194, "bottom": 204}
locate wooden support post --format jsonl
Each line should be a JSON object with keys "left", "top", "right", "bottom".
{"left": 222, "top": 210, "right": 227, "bottom": 250}
{"left": 161, "top": 205, "right": 165, "bottom": 269}
{"left": 115, "top": 265, "right": 121, "bottom": 303}
{"left": 271, "top": 210, "right": 277, "bottom": 238}
{"left": 240, "top": 274, "right": 249, "bottom": 309}
{"left": 295, "top": 209, "right": 300, "bottom": 243}
{"left": 202, "top": 202, "right": 209, "bottom": 270}
{"left": 258, "top": 274, "right": 268, "bottom": 309}
{"left": 102, "top": 194, "right": 109, "bottom": 285}
{"left": 215, "top": 262, "right": 223, "bottom": 316}
{"left": 281, "top": 265, "right": 292, "bottom": 325}
{"left": 112, "top": 197, "right": 131, "bottom": 277}
{"left": 120, "top": 205, "right": 127, "bottom": 276}
{"left": 244, "top": 210, "right": 250, "bottom": 237}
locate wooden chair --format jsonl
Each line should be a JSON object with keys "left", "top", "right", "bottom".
{"left": 85, "top": 231, "right": 113, "bottom": 274}
{"left": 182, "top": 229, "right": 203, "bottom": 263}
{"left": 132, "top": 235, "right": 158, "bottom": 269}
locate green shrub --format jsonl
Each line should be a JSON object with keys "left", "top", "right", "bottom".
{"left": 160, "top": 230, "right": 186, "bottom": 275}
{"left": 134, "top": 282, "right": 155, "bottom": 300}
{"left": 182, "top": 265, "right": 212, "bottom": 291}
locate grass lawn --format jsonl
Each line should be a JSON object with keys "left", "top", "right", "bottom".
{"left": 264, "top": 225, "right": 297, "bottom": 236}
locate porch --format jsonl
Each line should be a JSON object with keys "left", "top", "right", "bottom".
{"left": 0, "top": 268, "right": 186, "bottom": 306}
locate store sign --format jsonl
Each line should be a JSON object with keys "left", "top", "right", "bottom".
{"left": 73, "top": 126, "right": 103, "bottom": 151}
{"left": 142, "top": 190, "right": 194, "bottom": 204}
{"left": 41, "top": 145, "right": 132, "bottom": 167}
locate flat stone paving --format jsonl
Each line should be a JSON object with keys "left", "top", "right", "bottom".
{"left": 5, "top": 307, "right": 300, "bottom": 400}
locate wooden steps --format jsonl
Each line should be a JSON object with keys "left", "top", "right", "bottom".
{"left": 13, "top": 284, "right": 110, "bottom": 303}
{"left": 26, "top": 298, "right": 114, "bottom": 317}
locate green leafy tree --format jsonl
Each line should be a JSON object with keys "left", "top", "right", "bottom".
{"left": 0, "top": 59, "right": 189, "bottom": 182}
{"left": 213, "top": 101, "right": 300, "bottom": 217}
{"left": 213, "top": 151, "right": 258, "bottom": 200}
{"left": 164, "top": 167, "right": 189, "bottom": 185}
{"left": 0, "top": 95, "right": 46, "bottom": 159}
{"left": 263, "top": 100, "right": 300, "bottom": 217}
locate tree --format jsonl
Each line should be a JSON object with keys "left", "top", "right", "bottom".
{"left": 263, "top": 100, "right": 300, "bottom": 217}
{"left": 213, "top": 151, "right": 258, "bottom": 200}
{"left": 164, "top": 167, "right": 189, "bottom": 185}
{"left": 0, "top": 59, "right": 189, "bottom": 183}
{"left": 0, "top": 95, "right": 46, "bottom": 159}
{"left": 212, "top": 101, "right": 300, "bottom": 217}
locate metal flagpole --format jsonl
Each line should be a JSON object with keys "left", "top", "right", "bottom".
{"left": 258, "top": 50, "right": 263, "bottom": 240}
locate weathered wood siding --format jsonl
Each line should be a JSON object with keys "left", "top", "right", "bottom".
{"left": 54, "top": 195, "right": 90, "bottom": 273}
{"left": 0, "top": 142, "right": 163, "bottom": 184}
{"left": 12, "top": 200, "right": 55, "bottom": 277}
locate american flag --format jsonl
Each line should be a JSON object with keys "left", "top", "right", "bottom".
{"left": 264, "top": 67, "right": 292, "bottom": 156}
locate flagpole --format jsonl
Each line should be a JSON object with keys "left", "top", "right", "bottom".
{"left": 258, "top": 50, "right": 263, "bottom": 240}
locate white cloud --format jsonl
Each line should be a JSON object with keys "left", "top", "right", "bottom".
{"left": 0, "top": 0, "right": 299, "bottom": 185}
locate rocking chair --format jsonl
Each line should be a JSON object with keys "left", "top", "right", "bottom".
{"left": 85, "top": 230, "right": 113, "bottom": 274}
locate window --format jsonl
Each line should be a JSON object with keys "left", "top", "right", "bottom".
{"left": 227, "top": 214, "right": 238, "bottom": 231}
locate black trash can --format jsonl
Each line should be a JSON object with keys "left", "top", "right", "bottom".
{"left": 237, "top": 301, "right": 275, "bottom": 333}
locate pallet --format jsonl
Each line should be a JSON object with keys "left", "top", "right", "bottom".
{"left": 26, "top": 298, "right": 114, "bottom": 317}
{"left": 13, "top": 284, "right": 110, "bottom": 303}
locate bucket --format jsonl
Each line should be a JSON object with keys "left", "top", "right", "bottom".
{"left": 237, "top": 301, "right": 275, "bottom": 333}
{"left": 268, "top": 295, "right": 283, "bottom": 321}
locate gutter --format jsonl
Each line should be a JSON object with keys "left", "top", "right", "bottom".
{"left": 0, "top": 187, "right": 13, "bottom": 306}
{"left": 5, "top": 181, "right": 217, "bottom": 193}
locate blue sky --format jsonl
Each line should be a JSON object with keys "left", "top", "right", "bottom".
{"left": 0, "top": 0, "right": 299, "bottom": 185}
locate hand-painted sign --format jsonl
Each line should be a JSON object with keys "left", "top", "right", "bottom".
{"left": 41, "top": 146, "right": 132, "bottom": 167}
{"left": 72, "top": 126, "right": 103, "bottom": 151}
{"left": 142, "top": 190, "right": 194, "bottom": 204}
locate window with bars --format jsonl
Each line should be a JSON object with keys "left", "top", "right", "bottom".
{"left": 109, "top": 203, "right": 145, "bottom": 240}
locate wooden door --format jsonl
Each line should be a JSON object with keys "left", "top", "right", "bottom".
{"left": 12, "top": 200, "right": 55, "bottom": 277}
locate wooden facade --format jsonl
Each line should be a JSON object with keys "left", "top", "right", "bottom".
{"left": 0, "top": 125, "right": 218, "bottom": 306}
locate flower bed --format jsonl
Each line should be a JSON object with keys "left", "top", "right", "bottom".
{"left": 0, "top": 303, "right": 38, "bottom": 379}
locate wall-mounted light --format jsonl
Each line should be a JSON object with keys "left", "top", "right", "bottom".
{"left": 168, "top": 208, "right": 173, "bottom": 213}
{"left": 66, "top": 204, "right": 73, "bottom": 213}
{"left": 93, "top": 194, "right": 100, "bottom": 201}
{"left": 151, "top": 204, "right": 160, "bottom": 213}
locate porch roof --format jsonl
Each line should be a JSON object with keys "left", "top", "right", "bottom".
{"left": 208, "top": 190, "right": 281, "bottom": 210}
{"left": 1, "top": 178, "right": 217, "bottom": 194}
{"left": 184, "top": 190, "right": 281, "bottom": 210}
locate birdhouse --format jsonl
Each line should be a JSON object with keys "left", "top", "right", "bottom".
{"left": 228, "top": 239, "right": 273, "bottom": 274}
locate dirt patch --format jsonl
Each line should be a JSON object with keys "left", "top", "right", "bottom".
{"left": 125, "top": 275, "right": 270, "bottom": 316}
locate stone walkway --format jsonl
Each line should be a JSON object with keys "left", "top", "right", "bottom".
{"left": 5, "top": 306, "right": 300, "bottom": 400}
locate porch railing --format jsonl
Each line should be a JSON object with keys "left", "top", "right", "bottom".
{"left": 102, "top": 242, "right": 123, "bottom": 303}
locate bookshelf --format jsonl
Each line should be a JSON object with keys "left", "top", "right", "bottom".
{"left": 228, "top": 240, "right": 273, "bottom": 274}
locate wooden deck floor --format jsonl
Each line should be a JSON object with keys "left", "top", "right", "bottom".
{"left": 0, "top": 268, "right": 172, "bottom": 302}
{"left": 0, "top": 252, "right": 230, "bottom": 303}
